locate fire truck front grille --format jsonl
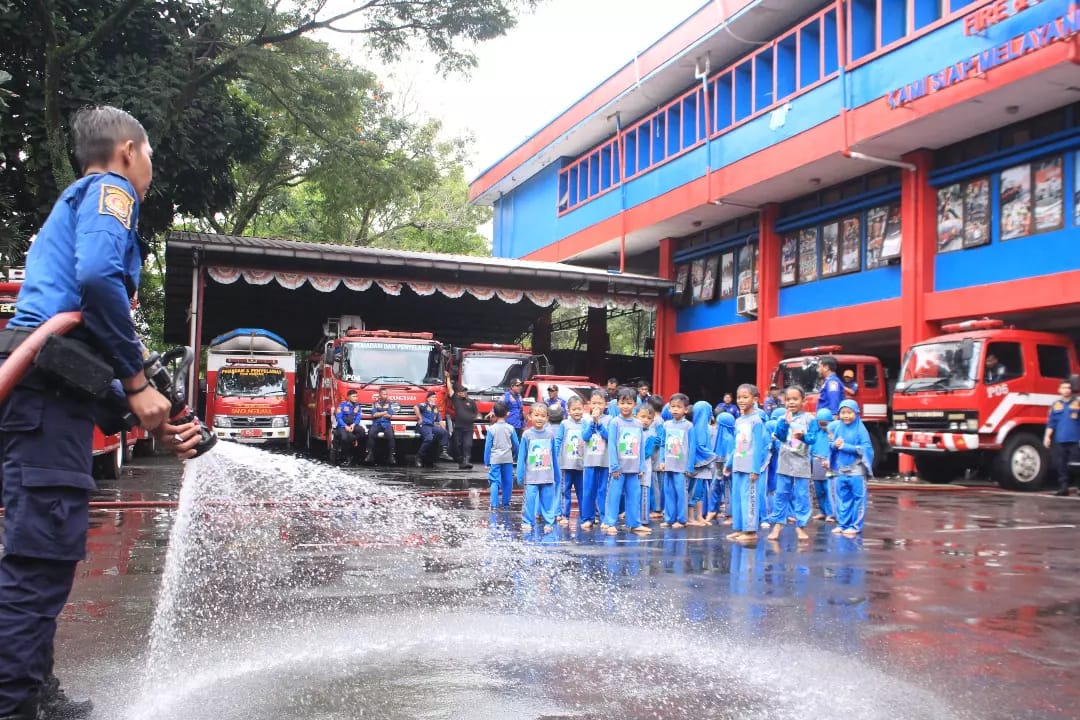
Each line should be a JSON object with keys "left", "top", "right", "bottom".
{"left": 229, "top": 416, "right": 274, "bottom": 428}
{"left": 893, "top": 410, "right": 978, "bottom": 432}
{"left": 360, "top": 404, "right": 417, "bottom": 417}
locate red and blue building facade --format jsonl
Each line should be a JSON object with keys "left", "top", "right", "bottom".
{"left": 470, "top": 0, "right": 1080, "bottom": 402}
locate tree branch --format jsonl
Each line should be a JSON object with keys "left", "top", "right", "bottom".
{"left": 254, "top": 1, "right": 381, "bottom": 45}
{"left": 58, "top": 0, "right": 145, "bottom": 59}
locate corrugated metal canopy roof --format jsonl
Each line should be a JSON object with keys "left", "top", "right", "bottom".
{"left": 164, "top": 232, "right": 671, "bottom": 350}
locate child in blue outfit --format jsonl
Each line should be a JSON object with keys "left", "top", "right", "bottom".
{"left": 658, "top": 393, "right": 694, "bottom": 528}
{"left": 688, "top": 400, "right": 717, "bottom": 526}
{"left": 811, "top": 408, "right": 834, "bottom": 521}
{"left": 708, "top": 411, "right": 735, "bottom": 524}
{"left": 724, "top": 384, "right": 770, "bottom": 543}
{"left": 604, "top": 388, "right": 652, "bottom": 536}
{"left": 516, "top": 403, "right": 561, "bottom": 531}
{"left": 637, "top": 405, "right": 660, "bottom": 526}
{"left": 828, "top": 399, "right": 874, "bottom": 537}
{"left": 581, "top": 392, "right": 611, "bottom": 530}
{"left": 555, "top": 396, "right": 586, "bottom": 525}
{"left": 484, "top": 401, "right": 519, "bottom": 509}
{"left": 766, "top": 387, "right": 818, "bottom": 541}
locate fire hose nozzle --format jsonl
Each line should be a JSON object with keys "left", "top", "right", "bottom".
{"left": 140, "top": 346, "right": 217, "bottom": 458}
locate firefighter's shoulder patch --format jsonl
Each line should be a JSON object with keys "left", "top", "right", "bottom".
{"left": 99, "top": 183, "right": 134, "bottom": 229}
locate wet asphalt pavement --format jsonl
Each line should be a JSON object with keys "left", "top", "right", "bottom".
{"left": 3, "top": 450, "right": 1080, "bottom": 720}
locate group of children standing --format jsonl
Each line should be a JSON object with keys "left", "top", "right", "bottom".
{"left": 483, "top": 382, "right": 874, "bottom": 540}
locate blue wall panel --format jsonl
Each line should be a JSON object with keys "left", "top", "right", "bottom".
{"left": 935, "top": 227, "right": 1080, "bottom": 291}
{"left": 778, "top": 266, "right": 901, "bottom": 316}
{"left": 848, "top": 1, "right": 1075, "bottom": 109}
{"left": 676, "top": 299, "right": 752, "bottom": 333}
{"left": 495, "top": 163, "right": 560, "bottom": 259}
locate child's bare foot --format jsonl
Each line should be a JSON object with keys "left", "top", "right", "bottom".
{"left": 722, "top": 517, "right": 733, "bottom": 525}
{"left": 759, "top": 521, "right": 769, "bottom": 529}
{"left": 813, "top": 513, "right": 826, "bottom": 520}
{"left": 522, "top": 523, "right": 533, "bottom": 531}
{"left": 660, "top": 522, "right": 671, "bottom": 528}
{"left": 737, "top": 531, "right": 757, "bottom": 543}
{"left": 841, "top": 528, "right": 859, "bottom": 537}
{"left": 690, "top": 519, "right": 708, "bottom": 527}
{"left": 672, "top": 522, "right": 686, "bottom": 529}
{"left": 600, "top": 523, "right": 611, "bottom": 531}
{"left": 650, "top": 511, "right": 663, "bottom": 519}
{"left": 825, "top": 516, "right": 837, "bottom": 523}
{"left": 631, "top": 525, "right": 653, "bottom": 535}
{"left": 767, "top": 526, "right": 781, "bottom": 541}
{"left": 796, "top": 527, "right": 810, "bottom": 541}
{"left": 831, "top": 526, "right": 844, "bottom": 534}
{"left": 558, "top": 518, "right": 569, "bottom": 526}
{"left": 604, "top": 526, "right": 618, "bottom": 535}
{"left": 704, "top": 512, "right": 717, "bottom": 522}
{"left": 580, "top": 521, "right": 593, "bottom": 530}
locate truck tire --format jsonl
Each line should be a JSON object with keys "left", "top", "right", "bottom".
{"left": 134, "top": 432, "right": 157, "bottom": 457}
{"left": 121, "top": 431, "right": 134, "bottom": 464}
{"left": 994, "top": 432, "right": 1048, "bottom": 491}
{"left": 914, "top": 454, "right": 962, "bottom": 484}
{"left": 95, "top": 443, "right": 124, "bottom": 481}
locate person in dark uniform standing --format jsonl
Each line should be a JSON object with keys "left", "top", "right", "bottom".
{"left": 0, "top": 107, "right": 201, "bottom": 720}
{"left": 334, "top": 389, "right": 366, "bottom": 466}
{"left": 414, "top": 391, "right": 453, "bottom": 467}
{"left": 445, "top": 374, "right": 478, "bottom": 479}
{"left": 501, "top": 379, "right": 525, "bottom": 436}
{"left": 1044, "top": 379, "right": 1080, "bottom": 496}
{"left": 817, "top": 357, "right": 845, "bottom": 417}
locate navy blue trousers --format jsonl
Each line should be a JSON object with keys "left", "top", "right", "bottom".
{"left": 0, "top": 385, "right": 95, "bottom": 714}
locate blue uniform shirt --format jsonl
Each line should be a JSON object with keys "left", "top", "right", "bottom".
{"left": 417, "top": 402, "right": 441, "bottom": 427}
{"left": 1047, "top": 397, "right": 1080, "bottom": 444}
{"left": 371, "top": 400, "right": 399, "bottom": 429}
{"left": 502, "top": 390, "right": 525, "bottom": 429}
{"left": 819, "top": 374, "right": 845, "bottom": 416}
{"left": 11, "top": 172, "right": 144, "bottom": 378}
{"left": 336, "top": 400, "right": 361, "bottom": 427}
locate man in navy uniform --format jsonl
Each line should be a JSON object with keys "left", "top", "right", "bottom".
{"left": 0, "top": 107, "right": 200, "bottom": 720}
{"left": 414, "top": 391, "right": 453, "bottom": 467}
{"left": 364, "top": 388, "right": 399, "bottom": 465}
{"left": 334, "top": 389, "right": 366, "bottom": 466}
{"left": 501, "top": 379, "right": 525, "bottom": 436}
{"left": 1044, "top": 378, "right": 1080, "bottom": 496}
{"left": 817, "top": 356, "right": 845, "bottom": 416}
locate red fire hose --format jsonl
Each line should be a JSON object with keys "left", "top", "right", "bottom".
{"left": 0, "top": 311, "right": 82, "bottom": 407}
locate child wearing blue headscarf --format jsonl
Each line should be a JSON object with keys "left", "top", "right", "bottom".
{"left": 724, "top": 384, "right": 770, "bottom": 543}
{"left": 688, "top": 400, "right": 717, "bottom": 526}
{"left": 766, "top": 387, "right": 819, "bottom": 541}
{"left": 811, "top": 408, "right": 835, "bottom": 522}
{"left": 708, "top": 411, "right": 736, "bottom": 524}
{"left": 828, "top": 399, "right": 873, "bottom": 537}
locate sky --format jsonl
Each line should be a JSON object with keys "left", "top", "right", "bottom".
{"left": 325, "top": 0, "right": 708, "bottom": 178}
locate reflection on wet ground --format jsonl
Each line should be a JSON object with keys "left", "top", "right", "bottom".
{"left": 8, "top": 454, "right": 1080, "bottom": 720}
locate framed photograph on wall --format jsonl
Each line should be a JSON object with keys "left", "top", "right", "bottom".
{"left": 962, "top": 177, "right": 990, "bottom": 248}
{"left": 821, "top": 222, "right": 839, "bottom": 277}
{"left": 840, "top": 215, "right": 862, "bottom": 273}
{"left": 737, "top": 244, "right": 753, "bottom": 295}
{"left": 1000, "top": 163, "right": 1032, "bottom": 240}
{"left": 700, "top": 254, "right": 719, "bottom": 302}
{"left": 751, "top": 243, "right": 760, "bottom": 292}
{"left": 866, "top": 206, "right": 887, "bottom": 269}
{"left": 936, "top": 183, "right": 963, "bottom": 252}
{"left": 797, "top": 227, "right": 818, "bottom": 282}
{"left": 689, "top": 257, "right": 706, "bottom": 304}
{"left": 673, "top": 264, "right": 690, "bottom": 306}
{"left": 882, "top": 203, "right": 902, "bottom": 260}
{"left": 780, "top": 233, "right": 798, "bottom": 286}
{"left": 1033, "top": 156, "right": 1064, "bottom": 233}
{"left": 720, "top": 252, "right": 735, "bottom": 299}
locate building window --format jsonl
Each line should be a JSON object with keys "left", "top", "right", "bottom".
{"left": 937, "top": 175, "right": 990, "bottom": 253}
{"left": 985, "top": 342, "right": 1022, "bottom": 384}
{"left": 1037, "top": 345, "right": 1072, "bottom": 380}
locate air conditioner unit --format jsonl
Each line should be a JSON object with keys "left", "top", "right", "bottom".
{"left": 736, "top": 293, "right": 758, "bottom": 318}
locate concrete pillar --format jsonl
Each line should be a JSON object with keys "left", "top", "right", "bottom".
{"left": 755, "top": 204, "right": 783, "bottom": 392}
{"left": 653, "top": 237, "right": 680, "bottom": 398}
{"left": 586, "top": 306, "right": 607, "bottom": 384}
{"left": 898, "top": 149, "right": 937, "bottom": 474}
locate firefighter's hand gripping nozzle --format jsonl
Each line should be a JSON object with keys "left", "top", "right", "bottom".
{"left": 140, "top": 345, "right": 218, "bottom": 458}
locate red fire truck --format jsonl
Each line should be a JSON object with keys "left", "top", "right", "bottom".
{"left": 451, "top": 343, "right": 543, "bottom": 439}
{"left": 888, "top": 319, "right": 1079, "bottom": 490}
{"left": 301, "top": 320, "right": 447, "bottom": 462}
{"left": 0, "top": 267, "right": 142, "bottom": 479}
{"left": 205, "top": 329, "right": 296, "bottom": 445}
{"left": 771, "top": 345, "right": 890, "bottom": 469}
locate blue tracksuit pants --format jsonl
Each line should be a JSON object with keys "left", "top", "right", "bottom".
{"left": 582, "top": 466, "right": 607, "bottom": 523}
{"left": 603, "top": 472, "right": 642, "bottom": 528}
{"left": 767, "top": 474, "right": 812, "bottom": 527}
{"left": 662, "top": 471, "right": 688, "bottom": 525}
{"left": 651, "top": 472, "right": 663, "bottom": 514}
{"left": 828, "top": 473, "right": 841, "bottom": 523}
{"left": 730, "top": 471, "right": 759, "bottom": 533}
{"left": 708, "top": 476, "right": 725, "bottom": 514}
{"left": 523, "top": 483, "right": 556, "bottom": 527}
{"left": 756, "top": 471, "right": 769, "bottom": 528}
{"left": 836, "top": 472, "right": 867, "bottom": 532}
{"left": 638, "top": 479, "right": 652, "bottom": 524}
{"left": 561, "top": 469, "right": 584, "bottom": 518}
{"left": 488, "top": 463, "right": 513, "bottom": 508}
{"left": 814, "top": 478, "right": 832, "bottom": 517}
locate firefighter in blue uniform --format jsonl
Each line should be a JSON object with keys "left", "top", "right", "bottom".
{"left": 0, "top": 107, "right": 200, "bottom": 720}
{"left": 414, "top": 391, "right": 453, "bottom": 467}
{"left": 501, "top": 379, "right": 526, "bottom": 436}
{"left": 334, "top": 389, "right": 366, "bottom": 466}
{"left": 1044, "top": 378, "right": 1080, "bottom": 496}
{"left": 817, "top": 356, "right": 845, "bottom": 416}
{"left": 364, "top": 388, "right": 399, "bottom": 465}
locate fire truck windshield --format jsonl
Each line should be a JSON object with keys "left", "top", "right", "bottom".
{"left": 217, "top": 367, "right": 287, "bottom": 397}
{"left": 897, "top": 340, "right": 983, "bottom": 392}
{"left": 461, "top": 355, "right": 532, "bottom": 393}
{"left": 340, "top": 342, "right": 443, "bottom": 386}
{"left": 776, "top": 360, "right": 824, "bottom": 395}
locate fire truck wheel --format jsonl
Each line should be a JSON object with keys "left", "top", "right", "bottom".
{"left": 914, "top": 455, "right": 962, "bottom": 484}
{"left": 994, "top": 432, "right": 1048, "bottom": 491}
{"left": 134, "top": 432, "right": 157, "bottom": 457}
{"left": 121, "top": 430, "right": 134, "bottom": 464}
{"left": 95, "top": 443, "right": 124, "bottom": 481}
